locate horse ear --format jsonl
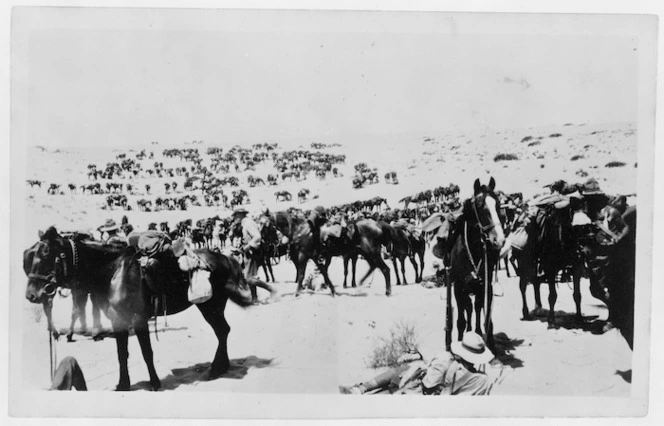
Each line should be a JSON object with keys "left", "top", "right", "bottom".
{"left": 489, "top": 177, "right": 496, "bottom": 192}
{"left": 40, "top": 226, "right": 59, "bottom": 241}
{"left": 473, "top": 179, "right": 481, "bottom": 195}
{"left": 38, "top": 229, "right": 44, "bottom": 239}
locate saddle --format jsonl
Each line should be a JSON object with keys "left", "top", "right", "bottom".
{"left": 126, "top": 231, "right": 191, "bottom": 294}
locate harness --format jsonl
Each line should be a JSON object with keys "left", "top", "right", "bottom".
{"left": 28, "top": 239, "right": 79, "bottom": 296}
{"left": 462, "top": 194, "right": 496, "bottom": 282}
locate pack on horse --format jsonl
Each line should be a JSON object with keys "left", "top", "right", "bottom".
{"left": 509, "top": 194, "right": 586, "bottom": 327}
{"left": 447, "top": 178, "right": 506, "bottom": 350}
{"left": 24, "top": 227, "right": 254, "bottom": 391}
{"left": 318, "top": 217, "right": 361, "bottom": 289}
{"left": 575, "top": 206, "right": 636, "bottom": 349}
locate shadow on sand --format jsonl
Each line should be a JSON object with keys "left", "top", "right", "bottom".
{"left": 131, "top": 356, "right": 275, "bottom": 391}
{"left": 528, "top": 308, "right": 607, "bottom": 335}
{"left": 492, "top": 332, "right": 525, "bottom": 369}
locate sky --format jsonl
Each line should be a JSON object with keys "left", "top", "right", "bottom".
{"left": 14, "top": 8, "right": 640, "bottom": 148}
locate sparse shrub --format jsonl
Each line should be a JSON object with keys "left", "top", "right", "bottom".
{"left": 367, "top": 321, "right": 420, "bottom": 368}
{"left": 527, "top": 141, "right": 541, "bottom": 147}
{"left": 540, "top": 164, "right": 545, "bottom": 168}
{"left": 549, "top": 133, "right": 562, "bottom": 138}
{"left": 634, "top": 162, "right": 638, "bottom": 168}
{"left": 583, "top": 145, "right": 592, "bottom": 149}
{"left": 576, "top": 169, "right": 589, "bottom": 177}
{"left": 564, "top": 123, "right": 573, "bottom": 126}
{"left": 537, "top": 154, "right": 545, "bottom": 159}
{"left": 521, "top": 136, "right": 533, "bottom": 143}
{"left": 606, "top": 161, "right": 626, "bottom": 168}
{"left": 494, "top": 153, "right": 519, "bottom": 162}
{"left": 571, "top": 155, "right": 584, "bottom": 161}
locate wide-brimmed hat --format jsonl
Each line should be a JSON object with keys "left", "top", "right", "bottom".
{"left": 450, "top": 332, "right": 494, "bottom": 365}
{"left": 580, "top": 178, "right": 604, "bottom": 196}
{"left": 232, "top": 207, "right": 249, "bottom": 217}
{"left": 98, "top": 219, "right": 119, "bottom": 233}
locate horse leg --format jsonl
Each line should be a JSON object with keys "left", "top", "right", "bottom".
{"left": 68, "top": 290, "right": 88, "bottom": 342}
{"left": 408, "top": 254, "right": 419, "bottom": 284}
{"left": 374, "top": 255, "right": 392, "bottom": 296}
{"left": 358, "top": 259, "right": 377, "bottom": 287}
{"left": 547, "top": 276, "right": 558, "bottom": 329}
{"left": 90, "top": 292, "right": 104, "bottom": 341}
{"left": 267, "top": 257, "right": 276, "bottom": 283}
{"left": 474, "top": 289, "right": 484, "bottom": 335}
{"left": 115, "top": 330, "right": 131, "bottom": 391}
{"left": 294, "top": 256, "right": 308, "bottom": 297}
{"left": 454, "top": 286, "right": 467, "bottom": 341}
{"left": 134, "top": 323, "right": 161, "bottom": 391}
{"left": 533, "top": 279, "right": 543, "bottom": 313}
{"left": 196, "top": 299, "right": 232, "bottom": 379}
{"left": 351, "top": 255, "right": 358, "bottom": 288}
{"left": 314, "top": 257, "right": 336, "bottom": 296}
{"left": 520, "top": 276, "right": 531, "bottom": 320}
{"left": 261, "top": 258, "right": 271, "bottom": 283}
{"left": 418, "top": 250, "right": 425, "bottom": 283}
{"left": 247, "top": 277, "right": 277, "bottom": 300}
{"left": 342, "top": 256, "right": 349, "bottom": 288}
{"left": 391, "top": 257, "right": 401, "bottom": 285}
{"left": 504, "top": 257, "right": 511, "bottom": 278}
{"left": 573, "top": 265, "right": 583, "bottom": 321}
{"left": 401, "top": 256, "right": 409, "bottom": 285}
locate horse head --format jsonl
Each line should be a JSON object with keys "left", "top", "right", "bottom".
{"left": 466, "top": 177, "right": 506, "bottom": 253}
{"left": 24, "top": 227, "right": 73, "bottom": 303}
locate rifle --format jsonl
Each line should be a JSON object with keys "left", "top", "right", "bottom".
{"left": 445, "top": 265, "right": 453, "bottom": 352}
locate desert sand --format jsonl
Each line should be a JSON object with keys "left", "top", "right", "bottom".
{"left": 16, "top": 121, "right": 637, "bottom": 395}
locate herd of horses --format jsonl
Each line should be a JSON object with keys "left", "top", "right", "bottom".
{"left": 23, "top": 176, "right": 636, "bottom": 392}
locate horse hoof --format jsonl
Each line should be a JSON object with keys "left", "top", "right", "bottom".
{"left": 208, "top": 367, "right": 229, "bottom": 381}
{"left": 385, "top": 291, "right": 392, "bottom": 297}
{"left": 521, "top": 315, "right": 531, "bottom": 321}
{"left": 602, "top": 322, "right": 615, "bottom": 333}
{"left": 150, "top": 379, "right": 162, "bottom": 391}
{"left": 116, "top": 383, "right": 131, "bottom": 392}
{"left": 547, "top": 322, "right": 556, "bottom": 330}
{"left": 67, "top": 335, "right": 74, "bottom": 343}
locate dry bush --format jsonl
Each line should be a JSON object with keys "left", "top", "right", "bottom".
{"left": 549, "top": 133, "right": 562, "bottom": 138}
{"left": 521, "top": 136, "right": 533, "bottom": 143}
{"left": 494, "top": 153, "right": 519, "bottom": 162}
{"left": 570, "top": 155, "right": 584, "bottom": 161}
{"left": 366, "top": 321, "right": 420, "bottom": 369}
{"left": 576, "top": 169, "right": 589, "bottom": 177}
{"left": 527, "top": 141, "right": 541, "bottom": 147}
{"left": 606, "top": 161, "right": 627, "bottom": 168}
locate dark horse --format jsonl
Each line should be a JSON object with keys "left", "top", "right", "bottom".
{"left": 386, "top": 223, "right": 425, "bottom": 285}
{"left": 448, "top": 178, "right": 506, "bottom": 350}
{"left": 24, "top": 227, "right": 253, "bottom": 391}
{"left": 264, "top": 211, "right": 393, "bottom": 296}
{"left": 510, "top": 202, "right": 585, "bottom": 327}
{"left": 577, "top": 206, "right": 636, "bottom": 349}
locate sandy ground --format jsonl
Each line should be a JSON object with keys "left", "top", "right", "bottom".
{"left": 16, "top": 121, "right": 636, "bottom": 395}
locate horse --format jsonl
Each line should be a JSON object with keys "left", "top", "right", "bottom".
{"left": 386, "top": 223, "right": 425, "bottom": 285}
{"left": 576, "top": 206, "right": 636, "bottom": 348}
{"left": 264, "top": 210, "right": 337, "bottom": 296}
{"left": 24, "top": 227, "right": 254, "bottom": 391}
{"left": 510, "top": 201, "right": 585, "bottom": 327}
{"left": 448, "top": 178, "right": 506, "bottom": 350}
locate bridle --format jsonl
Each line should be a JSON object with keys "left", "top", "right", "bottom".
{"left": 28, "top": 239, "right": 78, "bottom": 297}
{"left": 463, "top": 192, "right": 501, "bottom": 279}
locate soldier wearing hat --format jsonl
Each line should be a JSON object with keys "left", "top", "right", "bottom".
{"left": 98, "top": 219, "right": 126, "bottom": 246}
{"left": 579, "top": 178, "right": 608, "bottom": 222}
{"left": 339, "top": 332, "right": 501, "bottom": 395}
{"left": 231, "top": 207, "right": 262, "bottom": 281}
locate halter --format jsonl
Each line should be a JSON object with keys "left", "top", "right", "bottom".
{"left": 463, "top": 192, "right": 499, "bottom": 279}
{"left": 28, "top": 238, "right": 78, "bottom": 296}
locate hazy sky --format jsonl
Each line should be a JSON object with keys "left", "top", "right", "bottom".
{"left": 15, "top": 9, "right": 639, "bottom": 148}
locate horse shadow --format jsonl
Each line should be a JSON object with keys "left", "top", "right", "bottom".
{"left": 131, "top": 356, "right": 275, "bottom": 391}
{"left": 492, "top": 332, "right": 525, "bottom": 369}
{"left": 531, "top": 309, "right": 606, "bottom": 334}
